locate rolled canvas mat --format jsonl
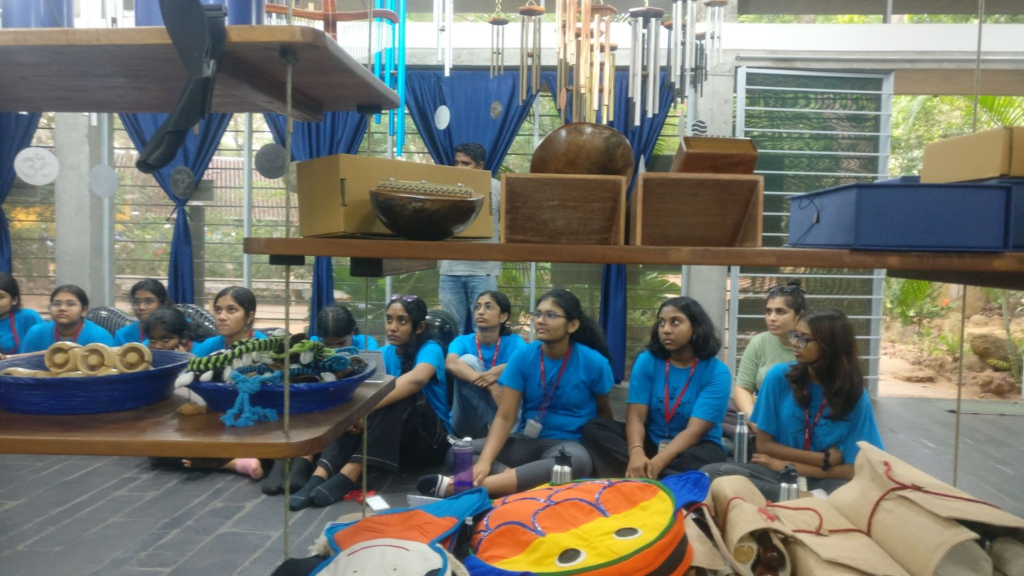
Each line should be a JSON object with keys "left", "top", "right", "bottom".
{"left": 784, "top": 540, "right": 868, "bottom": 575}
{"left": 115, "top": 343, "right": 152, "bottom": 373}
{"left": 77, "top": 344, "right": 117, "bottom": 375}
{"left": 990, "top": 537, "right": 1024, "bottom": 576}
{"left": 684, "top": 515, "right": 727, "bottom": 573}
{"left": 44, "top": 342, "right": 83, "bottom": 373}
{"left": 933, "top": 540, "right": 992, "bottom": 576}
{"left": 709, "top": 476, "right": 793, "bottom": 576}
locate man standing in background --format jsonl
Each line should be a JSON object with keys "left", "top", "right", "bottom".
{"left": 440, "top": 143, "right": 502, "bottom": 334}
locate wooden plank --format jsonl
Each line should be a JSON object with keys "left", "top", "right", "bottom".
{"left": 0, "top": 377, "right": 394, "bottom": 459}
{"left": 631, "top": 174, "right": 763, "bottom": 247}
{"left": 243, "top": 237, "right": 1024, "bottom": 274}
{"left": 350, "top": 258, "right": 436, "bottom": 277}
{"left": 0, "top": 26, "right": 399, "bottom": 116}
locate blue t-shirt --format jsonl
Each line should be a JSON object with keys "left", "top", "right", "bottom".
{"left": 752, "top": 362, "right": 884, "bottom": 464}
{"left": 310, "top": 334, "right": 379, "bottom": 350}
{"left": 191, "top": 331, "right": 268, "bottom": 357}
{"left": 18, "top": 320, "right": 115, "bottom": 353}
{"left": 382, "top": 339, "right": 451, "bottom": 432}
{"left": 113, "top": 321, "right": 145, "bottom": 346}
{"left": 0, "top": 308, "right": 45, "bottom": 354}
{"left": 627, "top": 351, "right": 732, "bottom": 448}
{"left": 499, "top": 341, "right": 614, "bottom": 441}
{"left": 448, "top": 333, "right": 527, "bottom": 376}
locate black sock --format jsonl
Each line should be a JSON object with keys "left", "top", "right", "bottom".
{"left": 289, "top": 458, "right": 315, "bottom": 491}
{"left": 311, "top": 474, "right": 357, "bottom": 507}
{"left": 261, "top": 459, "right": 287, "bottom": 495}
{"left": 289, "top": 475, "right": 325, "bottom": 511}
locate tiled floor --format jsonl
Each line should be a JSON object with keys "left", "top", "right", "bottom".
{"left": 1, "top": 395, "right": 1021, "bottom": 576}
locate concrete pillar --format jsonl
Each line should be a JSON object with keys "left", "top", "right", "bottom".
{"left": 684, "top": 1, "right": 739, "bottom": 358}
{"left": 53, "top": 113, "right": 115, "bottom": 305}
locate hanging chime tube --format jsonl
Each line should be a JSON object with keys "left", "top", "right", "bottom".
{"left": 446, "top": 0, "right": 453, "bottom": 74}
{"left": 652, "top": 15, "right": 661, "bottom": 115}
{"left": 520, "top": 16, "right": 528, "bottom": 103}
{"left": 533, "top": 14, "right": 541, "bottom": 96}
{"left": 628, "top": 18, "right": 638, "bottom": 100}
{"left": 645, "top": 15, "right": 656, "bottom": 119}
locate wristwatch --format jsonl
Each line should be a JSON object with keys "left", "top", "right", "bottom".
{"left": 821, "top": 449, "right": 832, "bottom": 471}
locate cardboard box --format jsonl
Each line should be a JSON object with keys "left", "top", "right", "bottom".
{"left": 295, "top": 154, "right": 493, "bottom": 238}
{"left": 921, "top": 127, "right": 1024, "bottom": 183}
{"left": 500, "top": 174, "right": 626, "bottom": 245}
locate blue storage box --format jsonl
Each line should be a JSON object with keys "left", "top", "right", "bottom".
{"left": 788, "top": 180, "right": 1023, "bottom": 252}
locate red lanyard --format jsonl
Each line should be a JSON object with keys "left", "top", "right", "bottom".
{"left": 538, "top": 344, "right": 572, "bottom": 418}
{"left": 54, "top": 321, "right": 84, "bottom": 344}
{"left": 664, "top": 359, "right": 698, "bottom": 426}
{"left": 138, "top": 322, "right": 145, "bottom": 343}
{"left": 5, "top": 314, "right": 20, "bottom": 354}
{"left": 475, "top": 335, "right": 501, "bottom": 370}
{"left": 803, "top": 392, "right": 828, "bottom": 451}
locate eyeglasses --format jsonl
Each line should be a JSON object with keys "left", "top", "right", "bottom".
{"left": 131, "top": 298, "right": 159, "bottom": 308}
{"left": 389, "top": 294, "right": 419, "bottom": 303}
{"left": 529, "top": 310, "right": 567, "bottom": 321}
{"left": 49, "top": 300, "right": 80, "bottom": 310}
{"left": 789, "top": 330, "right": 817, "bottom": 349}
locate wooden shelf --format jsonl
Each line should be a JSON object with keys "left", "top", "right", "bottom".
{"left": 243, "top": 238, "right": 1024, "bottom": 284}
{"left": 0, "top": 377, "right": 394, "bottom": 459}
{"left": 0, "top": 26, "right": 398, "bottom": 121}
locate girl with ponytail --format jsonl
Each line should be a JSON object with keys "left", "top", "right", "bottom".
{"left": 418, "top": 289, "right": 614, "bottom": 498}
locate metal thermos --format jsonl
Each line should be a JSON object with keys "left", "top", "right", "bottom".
{"left": 452, "top": 437, "right": 474, "bottom": 494}
{"left": 551, "top": 447, "right": 573, "bottom": 484}
{"left": 778, "top": 464, "right": 800, "bottom": 501}
{"left": 734, "top": 412, "right": 750, "bottom": 464}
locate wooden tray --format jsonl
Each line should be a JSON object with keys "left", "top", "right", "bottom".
{"left": 670, "top": 136, "right": 759, "bottom": 175}
{"left": 501, "top": 174, "right": 626, "bottom": 245}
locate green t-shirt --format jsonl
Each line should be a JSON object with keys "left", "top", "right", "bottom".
{"left": 735, "top": 331, "right": 796, "bottom": 394}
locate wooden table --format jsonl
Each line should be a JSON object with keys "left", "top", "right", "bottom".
{"left": 0, "top": 377, "right": 394, "bottom": 459}
{"left": 0, "top": 26, "right": 399, "bottom": 120}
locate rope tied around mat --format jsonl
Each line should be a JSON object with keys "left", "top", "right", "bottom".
{"left": 221, "top": 370, "right": 280, "bottom": 427}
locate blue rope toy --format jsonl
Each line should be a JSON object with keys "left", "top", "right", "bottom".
{"left": 222, "top": 370, "right": 280, "bottom": 427}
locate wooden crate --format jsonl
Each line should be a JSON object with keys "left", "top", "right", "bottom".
{"left": 630, "top": 173, "right": 764, "bottom": 247}
{"left": 501, "top": 174, "right": 626, "bottom": 245}
{"left": 670, "top": 136, "right": 759, "bottom": 174}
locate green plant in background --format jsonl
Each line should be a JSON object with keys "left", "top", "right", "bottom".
{"left": 980, "top": 289, "right": 1024, "bottom": 383}
{"left": 883, "top": 276, "right": 950, "bottom": 328}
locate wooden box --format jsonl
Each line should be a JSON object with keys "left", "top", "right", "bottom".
{"left": 501, "top": 174, "right": 626, "bottom": 245}
{"left": 922, "top": 126, "right": 1024, "bottom": 183}
{"left": 295, "top": 154, "right": 493, "bottom": 239}
{"left": 670, "top": 136, "right": 759, "bottom": 174}
{"left": 630, "top": 173, "right": 764, "bottom": 247}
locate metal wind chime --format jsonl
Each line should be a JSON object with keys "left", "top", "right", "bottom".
{"left": 518, "top": 0, "right": 544, "bottom": 103}
{"left": 554, "top": 0, "right": 618, "bottom": 125}
{"left": 434, "top": 0, "right": 454, "bottom": 75}
{"left": 487, "top": 1, "right": 509, "bottom": 78}
{"left": 627, "top": 1, "right": 664, "bottom": 126}
{"left": 663, "top": 0, "right": 709, "bottom": 105}
{"left": 704, "top": 0, "right": 726, "bottom": 67}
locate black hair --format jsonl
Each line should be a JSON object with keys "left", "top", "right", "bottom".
{"left": 454, "top": 142, "right": 486, "bottom": 166}
{"left": 0, "top": 273, "right": 23, "bottom": 312}
{"left": 317, "top": 303, "right": 360, "bottom": 338}
{"left": 646, "top": 296, "right": 722, "bottom": 361}
{"left": 766, "top": 280, "right": 807, "bottom": 316}
{"left": 212, "top": 286, "right": 257, "bottom": 327}
{"left": 130, "top": 278, "right": 172, "bottom": 306}
{"left": 785, "top": 309, "right": 864, "bottom": 422}
{"left": 386, "top": 296, "right": 436, "bottom": 375}
{"left": 477, "top": 290, "right": 512, "bottom": 336}
{"left": 142, "top": 307, "right": 192, "bottom": 341}
{"left": 536, "top": 289, "right": 612, "bottom": 361}
{"left": 51, "top": 284, "right": 89, "bottom": 310}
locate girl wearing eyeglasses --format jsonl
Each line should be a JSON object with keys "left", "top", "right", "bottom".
{"left": 418, "top": 289, "right": 613, "bottom": 498}
{"left": 190, "top": 286, "right": 267, "bottom": 357}
{"left": 114, "top": 278, "right": 172, "bottom": 346}
{"left": 0, "top": 273, "right": 43, "bottom": 356}
{"left": 19, "top": 285, "right": 114, "bottom": 353}
{"left": 447, "top": 290, "right": 526, "bottom": 439}
{"left": 581, "top": 296, "right": 731, "bottom": 479}
{"left": 289, "top": 294, "right": 449, "bottom": 510}
{"left": 701, "top": 309, "right": 884, "bottom": 500}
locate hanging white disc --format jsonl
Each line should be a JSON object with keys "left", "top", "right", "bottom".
{"left": 254, "top": 143, "right": 289, "bottom": 179}
{"left": 14, "top": 147, "right": 60, "bottom": 186}
{"left": 490, "top": 101, "right": 503, "bottom": 120}
{"left": 89, "top": 165, "right": 119, "bottom": 198}
{"left": 169, "top": 166, "right": 196, "bottom": 200}
{"left": 434, "top": 105, "right": 451, "bottom": 130}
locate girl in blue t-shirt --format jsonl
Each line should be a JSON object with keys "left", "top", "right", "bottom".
{"left": 0, "top": 273, "right": 43, "bottom": 356}
{"left": 288, "top": 295, "right": 450, "bottom": 510}
{"left": 114, "top": 278, "right": 172, "bottom": 346}
{"left": 581, "top": 296, "right": 731, "bottom": 479}
{"left": 190, "top": 287, "right": 267, "bottom": 358}
{"left": 19, "top": 285, "right": 114, "bottom": 353}
{"left": 418, "top": 289, "right": 614, "bottom": 498}
{"left": 702, "top": 309, "right": 884, "bottom": 500}
{"left": 448, "top": 290, "right": 526, "bottom": 439}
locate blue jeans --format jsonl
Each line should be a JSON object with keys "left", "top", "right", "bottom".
{"left": 451, "top": 354, "right": 498, "bottom": 439}
{"left": 439, "top": 274, "right": 498, "bottom": 334}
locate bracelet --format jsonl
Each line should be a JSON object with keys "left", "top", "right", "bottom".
{"left": 628, "top": 444, "right": 644, "bottom": 454}
{"left": 821, "top": 449, "right": 832, "bottom": 471}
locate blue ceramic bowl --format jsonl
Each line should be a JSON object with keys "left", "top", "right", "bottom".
{"left": 0, "top": 350, "right": 192, "bottom": 415}
{"left": 187, "top": 360, "right": 376, "bottom": 415}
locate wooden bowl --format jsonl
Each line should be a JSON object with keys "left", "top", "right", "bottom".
{"left": 370, "top": 188, "right": 485, "bottom": 241}
{"left": 530, "top": 122, "right": 635, "bottom": 181}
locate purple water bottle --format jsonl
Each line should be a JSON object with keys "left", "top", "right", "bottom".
{"left": 452, "top": 437, "right": 474, "bottom": 494}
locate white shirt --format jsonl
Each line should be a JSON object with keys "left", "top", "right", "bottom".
{"left": 439, "top": 178, "right": 502, "bottom": 276}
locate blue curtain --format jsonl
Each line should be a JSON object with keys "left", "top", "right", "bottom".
{"left": 264, "top": 111, "right": 368, "bottom": 336}
{"left": 542, "top": 70, "right": 675, "bottom": 380}
{"left": 0, "top": 113, "right": 42, "bottom": 273}
{"left": 119, "top": 113, "right": 233, "bottom": 304}
{"left": 405, "top": 70, "right": 538, "bottom": 175}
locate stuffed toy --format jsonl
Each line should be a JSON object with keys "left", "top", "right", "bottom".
{"left": 465, "top": 473, "right": 710, "bottom": 576}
